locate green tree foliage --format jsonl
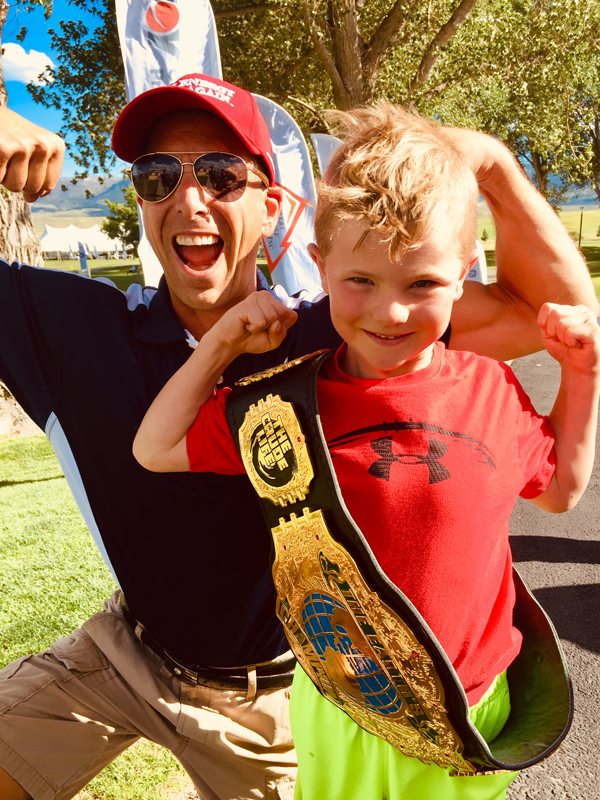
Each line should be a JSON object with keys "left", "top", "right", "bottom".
{"left": 0, "top": 0, "right": 48, "bottom": 265}
{"left": 27, "top": 0, "right": 125, "bottom": 181}
{"left": 560, "top": 58, "right": 600, "bottom": 204}
{"left": 426, "top": 0, "right": 600, "bottom": 207}
{"left": 481, "top": 228, "right": 488, "bottom": 241}
{"left": 23, "top": 0, "right": 600, "bottom": 206}
{"left": 101, "top": 185, "right": 140, "bottom": 255}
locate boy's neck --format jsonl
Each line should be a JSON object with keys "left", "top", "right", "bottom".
{"left": 340, "top": 343, "right": 435, "bottom": 380}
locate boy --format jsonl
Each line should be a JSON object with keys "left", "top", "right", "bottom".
{"left": 133, "top": 103, "right": 600, "bottom": 799}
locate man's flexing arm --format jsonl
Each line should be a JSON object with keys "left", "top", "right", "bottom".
{"left": 0, "top": 107, "right": 65, "bottom": 202}
{"left": 445, "top": 128, "right": 598, "bottom": 361}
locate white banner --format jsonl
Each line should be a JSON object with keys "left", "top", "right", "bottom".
{"left": 115, "top": 0, "right": 222, "bottom": 287}
{"left": 311, "top": 133, "right": 342, "bottom": 177}
{"left": 254, "top": 96, "right": 322, "bottom": 298}
{"left": 115, "top": 0, "right": 222, "bottom": 101}
{"left": 468, "top": 239, "right": 487, "bottom": 284}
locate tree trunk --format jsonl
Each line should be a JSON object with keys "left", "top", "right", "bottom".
{"left": 590, "top": 116, "right": 600, "bottom": 205}
{"left": 0, "top": 0, "right": 43, "bottom": 429}
{"left": 531, "top": 152, "right": 549, "bottom": 197}
{"left": 0, "top": 382, "right": 41, "bottom": 436}
{"left": 0, "top": 0, "right": 44, "bottom": 268}
{"left": 0, "top": 189, "right": 44, "bottom": 266}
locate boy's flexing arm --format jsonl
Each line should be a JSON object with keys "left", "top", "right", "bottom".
{"left": 133, "top": 292, "right": 297, "bottom": 473}
{"left": 530, "top": 303, "right": 600, "bottom": 512}
{"left": 443, "top": 129, "right": 598, "bottom": 361}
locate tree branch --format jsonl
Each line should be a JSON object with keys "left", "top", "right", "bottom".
{"left": 282, "top": 46, "right": 317, "bottom": 81}
{"left": 302, "top": 0, "right": 352, "bottom": 108}
{"left": 406, "top": 0, "right": 479, "bottom": 98}
{"left": 363, "top": 0, "right": 419, "bottom": 86}
{"left": 214, "top": 3, "right": 281, "bottom": 18}
{"left": 287, "top": 95, "right": 333, "bottom": 133}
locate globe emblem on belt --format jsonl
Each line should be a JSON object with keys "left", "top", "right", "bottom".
{"left": 251, "top": 413, "right": 296, "bottom": 488}
{"left": 302, "top": 591, "right": 404, "bottom": 716}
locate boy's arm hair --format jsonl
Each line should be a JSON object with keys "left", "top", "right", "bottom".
{"left": 527, "top": 304, "right": 600, "bottom": 513}
{"left": 445, "top": 130, "right": 598, "bottom": 361}
{"left": 132, "top": 292, "right": 297, "bottom": 473}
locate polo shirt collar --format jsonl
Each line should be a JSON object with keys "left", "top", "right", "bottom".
{"left": 136, "top": 269, "right": 275, "bottom": 344}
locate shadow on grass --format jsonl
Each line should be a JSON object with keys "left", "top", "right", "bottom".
{"left": 0, "top": 474, "right": 64, "bottom": 488}
{"left": 582, "top": 246, "right": 600, "bottom": 267}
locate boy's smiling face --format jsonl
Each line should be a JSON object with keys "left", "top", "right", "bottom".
{"left": 308, "top": 218, "right": 469, "bottom": 380}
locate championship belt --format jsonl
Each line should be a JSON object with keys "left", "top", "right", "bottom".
{"left": 226, "top": 350, "right": 573, "bottom": 775}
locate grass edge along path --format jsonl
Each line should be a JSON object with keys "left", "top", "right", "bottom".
{"left": 0, "top": 434, "right": 189, "bottom": 800}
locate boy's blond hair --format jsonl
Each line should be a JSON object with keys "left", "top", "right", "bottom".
{"left": 314, "top": 102, "right": 478, "bottom": 261}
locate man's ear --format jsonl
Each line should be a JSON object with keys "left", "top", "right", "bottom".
{"left": 261, "top": 187, "right": 283, "bottom": 237}
{"left": 307, "top": 243, "right": 328, "bottom": 293}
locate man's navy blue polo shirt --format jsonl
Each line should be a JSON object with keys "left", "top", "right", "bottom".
{"left": 0, "top": 261, "right": 342, "bottom": 666}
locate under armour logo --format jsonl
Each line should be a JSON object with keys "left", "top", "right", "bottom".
{"left": 368, "top": 436, "right": 451, "bottom": 484}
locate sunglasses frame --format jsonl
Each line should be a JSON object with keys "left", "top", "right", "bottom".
{"left": 128, "top": 151, "right": 270, "bottom": 204}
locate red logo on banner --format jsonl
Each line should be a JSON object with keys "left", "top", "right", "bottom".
{"left": 262, "top": 183, "right": 307, "bottom": 273}
{"left": 145, "top": 1, "right": 179, "bottom": 33}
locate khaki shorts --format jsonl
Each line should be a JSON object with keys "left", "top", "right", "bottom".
{"left": 0, "top": 591, "right": 296, "bottom": 800}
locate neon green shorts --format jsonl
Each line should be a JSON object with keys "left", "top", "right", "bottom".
{"left": 290, "top": 665, "right": 519, "bottom": 800}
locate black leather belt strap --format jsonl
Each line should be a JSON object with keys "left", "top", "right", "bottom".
{"left": 121, "top": 602, "right": 295, "bottom": 690}
{"left": 226, "top": 349, "right": 573, "bottom": 773}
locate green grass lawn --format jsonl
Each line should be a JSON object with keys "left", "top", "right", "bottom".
{"left": 43, "top": 259, "right": 145, "bottom": 293}
{"left": 0, "top": 435, "right": 189, "bottom": 799}
{"left": 479, "top": 208, "right": 600, "bottom": 254}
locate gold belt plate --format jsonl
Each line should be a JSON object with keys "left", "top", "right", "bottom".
{"left": 238, "top": 393, "right": 314, "bottom": 507}
{"left": 238, "top": 391, "right": 477, "bottom": 774}
{"left": 272, "top": 507, "right": 477, "bottom": 774}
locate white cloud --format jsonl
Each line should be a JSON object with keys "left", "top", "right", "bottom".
{"left": 2, "top": 43, "right": 54, "bottom": 85}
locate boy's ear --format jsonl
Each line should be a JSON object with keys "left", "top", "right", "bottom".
{"left": 307, "top": 243, "right": 328, "bottom": 292}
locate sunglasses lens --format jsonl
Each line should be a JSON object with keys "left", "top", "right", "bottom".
{"left": 194, "top": 154, "right": 248, "bottom": 201}
{"left": 131, "top": 154, "right": 182, "bottom": 202}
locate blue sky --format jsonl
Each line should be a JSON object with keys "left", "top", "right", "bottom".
{"left": 2, "top": 0, "right": 107, "bottom": 175}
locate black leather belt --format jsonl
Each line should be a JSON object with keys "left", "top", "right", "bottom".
{"left": 225, "top": 349, "right": 573, "bottom": 774}
{"left": 121, "top": 602, "right": 295, "bottom": 690}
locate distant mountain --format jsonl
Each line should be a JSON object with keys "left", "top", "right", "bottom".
{"left": 33, "top": 176, "right": 130, "bottom": 217}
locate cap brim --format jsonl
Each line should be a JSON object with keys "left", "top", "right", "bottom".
{"left": 112, "top": 85, "right": 271, "bottom": 179}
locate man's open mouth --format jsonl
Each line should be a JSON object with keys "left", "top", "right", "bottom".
{"left": 174, "top": 234, "right": 223, "bottom": 268}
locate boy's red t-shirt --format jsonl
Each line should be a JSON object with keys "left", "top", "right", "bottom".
{"left": 187, "top": 342, "right": 555, "bottom": 704}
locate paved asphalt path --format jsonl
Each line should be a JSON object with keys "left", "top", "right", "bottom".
{"left": 507, "top": 350, "right": 600, "bottom": 800}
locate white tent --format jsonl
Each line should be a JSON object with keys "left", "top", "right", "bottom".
{"left": 39, "top": 224, "right": 123, "bottom": 259}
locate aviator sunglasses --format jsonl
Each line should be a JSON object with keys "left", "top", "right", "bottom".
{"left": 128, "top": 152, "right": 269, "bottom": 203}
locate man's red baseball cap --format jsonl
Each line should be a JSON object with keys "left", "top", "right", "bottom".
{"left": 112, "top": 73, "right": 275, "bottom": 185}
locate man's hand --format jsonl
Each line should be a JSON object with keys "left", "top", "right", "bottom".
{"left": 0, "top": 107, "right": 65, "bottom": 202}
{"left": 538, "top": 303, "right": 600, "bottom": 376}
{"left": 212, "top": 291, "right": 298, "bottom": 356}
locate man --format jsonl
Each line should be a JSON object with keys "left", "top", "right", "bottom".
{"left": 0, "top": 74, "right": 596, "bottom": 800}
